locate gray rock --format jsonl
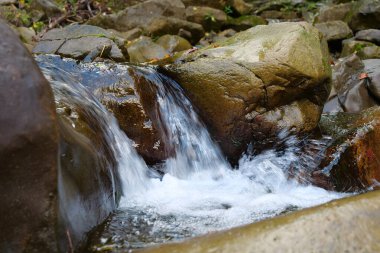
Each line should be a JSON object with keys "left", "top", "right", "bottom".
{"left": 355, "top": 29, "right": 380, "bottom": 46}
{"left": 0, "top": 0, "right": 16, "bottom": 5}
{"left": 33, "top": 25, "right": 126, "bottom": 62}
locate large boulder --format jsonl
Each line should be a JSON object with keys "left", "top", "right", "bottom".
{"left": 316, "top": 3, "right": 354, "bottom": 23}
{"left": 139, "top": 189, "right": 380, "bottom": 253}
{"left": 315, "top": 21, "right": 353, "bottom": 42}
{"left": 33, "top": 24, "right": 126, "bottom": 62}
{"left": 160, "top": 22, "right": 332, "bottom": 163}
{"left": 0, "top": 19, "right": 59, "bottom": 252}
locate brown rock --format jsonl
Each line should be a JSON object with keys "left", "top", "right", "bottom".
{"left": 313, "top": 107, "right": 380, "bottom": 191}
{"left": 0, "top": 19, "right": 58, "bottom": 252}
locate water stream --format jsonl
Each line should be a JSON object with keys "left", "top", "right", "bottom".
{"left": 37, "top": 56, "right": 345, "bottom": 252}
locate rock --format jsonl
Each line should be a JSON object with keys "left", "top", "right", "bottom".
{"left": 181, "top": 0, "right": 225, "bottom": 9}
{"left": 140, "top": 190, "right": 380, "bottom": 253}
{"left": 156, "top": 35, "right": 192, "bottom": 54}
{"left": 349, "top": 0, "right": 380, "bottom": 32}
{"left": 198, "top": 29, "right": 237, "bottom": 47}
{"left": 0, "top": 0, "right": 16, "bottom": 5}
{"left": 33, "top": 24, "right": 126, "bottom": 62}
{"left": 37, "top": 55, "right": 168, "bottom": 165}
{"left": 315, "top": 21, "right": 353, "bottom": 41}
{"left": 229, "top": 0, "right": 253, "bottom": 15}
{"left": 160, "top": 22, "right": 331, "bottom": 163}
{"left": 30, "top": 0, "right": 62, "bottom": 17}
{"left": 107, "top": 27, "right": 143, "bottom": 42}
{"left": 341, "top": 38, "right": 376, "bottom": 57}
{"left": 15, "top": 26, "right": 36, "bottom": 46}
{"left": 313, "top": 107, "right": 380, "bottom": 191}
{"left": 146, "top": 16, "right": 205, "bottom": 44}
{"left": 316, "top": 3, "right": 353, "bottom": 23}
{"left": 357, "top": 45, "right": 380, "bottom": 59}
{"left": 355, "top": 29, "right": 380, "bottom": 46}
{"left": 185, "top": 6, "right": 227, "bottom": 31}
{"left": 0, "top": 20, "right": 58, "bottom": 252}
{"left": 127, "top": 36, "right": 168, "bottom": 63}
{"left": 260, "top": 10, "right": 299, "bottom": 20}
{"left": 224, "top": 15, "right": 267, "bottom": 31}
{"left": 324, "top": 55, "right": 380, "bottom": 113}
{"left": 364, "top": 59, "right": 380, "bottom": 100}
{"left": 88, "top": 0, "right": 185, "bottom": 32}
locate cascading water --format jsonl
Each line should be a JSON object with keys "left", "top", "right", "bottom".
{"left": 36, "top": 56, "right": 345, "bottom": 251}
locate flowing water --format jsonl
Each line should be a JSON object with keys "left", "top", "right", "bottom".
{"left": 37, "top": 56, "right": 345, "bottom": 252}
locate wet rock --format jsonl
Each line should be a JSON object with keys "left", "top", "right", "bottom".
{"left": 313, "top": 107, "right": 380, "bottom": 191}
{"left": 315, "top": 21, "right": 353, "bottom": 42}
{"left": 224, "top": 15, "right": 267, "bottom": 31}
{"left": 355, "top": 29, "right": 380, "bottom": 46}
{"left": 161, "top": 22, "right": 331, "bottom": 163}
{"left": 139, "top": 190, "right": 380, "bottom": 253}
{"left": 316, "top": 3, "right": 353, "bottom": 23}
{"left": 0, "top": 20, "right": 58, "bottom": 252}
{"left": 33, "top": 24, "right": 126, "bottom": 62}
{"left": 156, "top": 35, "right": 192, "bottom": 54}
{"left": 324, "top": 55, "right": 380, "bottom": 113}
{"left": 349, "top": 0, "right": 380, "bottom": 32}
{"left": 185, "top": 6, "right": 227, "bottom": 31}
{"left": 37, "top": 55, "right": 168, "bottom": 165}
{"left": 127, "top": 36, "right": 168, "bottom": 63}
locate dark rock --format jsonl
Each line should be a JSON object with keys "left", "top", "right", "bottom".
{"left": 33, "top": 24, "right": 126, "bottom": 62}
{"left": 0, "top": 19, "right": 58, "bottom": 252}
{"left": 349, "top": 0, "right": 380, "bottom": 32}
{"left": 160, "top": 22, "right": 331, "bottom": 163}
{"left": 315, "top": 21, "right": 353, "bottom": 42}
{"left": 181, "top": 0, "right": 225, "bottom": 9}
{"left": 355, "top": 29, "right": 380, "bottom": 46}
{"left": 185, "top": 6, "right": 227, "bottom": 31}
{"left": 324, "top": 55, "right": 380, "bottom": 113}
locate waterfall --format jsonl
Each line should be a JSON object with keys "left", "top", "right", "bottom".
{"left": 36, "top": 56, "right": 345, "bottom": 250}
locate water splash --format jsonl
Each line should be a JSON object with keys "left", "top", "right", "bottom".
{"left": 36, "top": 56, "right": 345, "bottom": 251}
